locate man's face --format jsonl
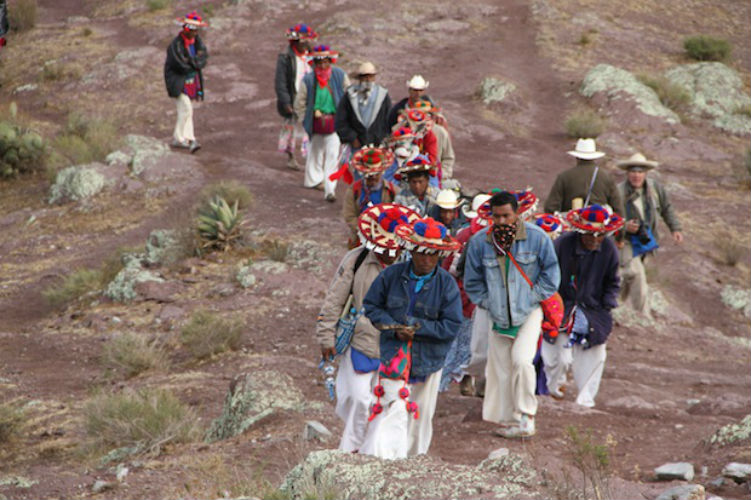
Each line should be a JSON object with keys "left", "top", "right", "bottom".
{"left": 439, "top": 208, "right": 456, "bottom": 227}
{"left": 359, "top": 74, "right": 376, "bottom": 83}
{"left": 408, "top": 88, "right": 425, "bottom": 102}
{"left": 491, "top": 204, "right": 518, "bottom": 228}
{"left": 411, "top": 251, "right": 440, "bottom": 276}
{"left": 315, "top": 59, "right": 331, "bottom": 70}
{"left": 183, "top": 29, "right": 197, "bottom": 39}
{"left": 365, "top": 172, "right": 382, "bottom": 190}
{"left": 408, "top": 174, "right": 429, "bottom": 198}
{"left": 627, "top": 169, "right": 646, "bottom": 189}
{"left": 580, "top": 232, "right": 605, "bottom": 251}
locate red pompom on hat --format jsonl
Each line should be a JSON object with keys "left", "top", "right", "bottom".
{"left": 308, "top": 44, "right": 338, "bottom": 63}
{"left": 478, "top": 188, "right": 539, "bottom": 221}
{"left": 350, "top": 146, "right": 395, "bottom": 176}
{"left": 566, "top": 204, "right": 624, "bottom": 235}
{"left": 394, "top": 154, "right": 434, "bottom": 181}
{"left": 358, "top": 203, "right": 420, "bottom": 257}
{"left": 177, "top": 11, "right": 208, "bottom": 29}
{"left": 395, "top": 216, "right": 462, "bottom": 256}
{"left": 286, "top": 23, "right": 317, "bottom": 40}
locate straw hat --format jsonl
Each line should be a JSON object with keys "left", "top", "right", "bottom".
{"left": 177, "top": 11, "right": 208, "bottom": 29}
{"left": 565, "top": 204, "right": 624, "bottom": 235}
{"left": 350, "top": 146, "right": 394, "bottom": 176}
{"left": 532, "top": 213, "right": 564, "bottom": 239}
{"left": 285, "top": 23, "right": 317, "bottom": 40}
{"left": 434, "top": 189, "right": 464, "bottom": 210}
{"left": 395, "top": 217, "right": 461, "bottom": 256}
{"left": 358, "top": 61, "right": 377, "bottom": 76}
{"left": 358, "top": 203, "right": 419, "bottom": 257}
{"left": 477, "top": 189, "right": 539, "bottom": 220}
{"left": 462, "top": 194, "right": 491, "bottom": 219}
{"left": 616, "top": 152, "right": 658, "bottom": 171}
{"left": 567, "top": 138, "right": 605, "bottom": 160}
{"left": 308, "top": 44, "right": 338, "bottom": 63}
{"left": 394, "top": 154, "right": 434, "bottom": 181}
{"left": 407, "top": 75, "right": 429, "bottom": 90}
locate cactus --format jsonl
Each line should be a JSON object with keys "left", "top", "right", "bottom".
{"left": 196, "top": 195, "right": 245, "bottom": 251}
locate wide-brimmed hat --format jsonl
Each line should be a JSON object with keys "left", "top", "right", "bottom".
{"left": 395, "top": 217, "right": 461, "bottom": 256}
{"left": 177, "top": 11, "right": 208, "bottom": 29}
{"left": 566, "top": 204, "right": 624, "bottom": 235}
{"left": 358, "top": 203, "right": 420, "bottom": 257}
{"left": 462, "top": 194, "right": 491, "bottom": 219}
{"left": 434, "top": 189, "right": 464, "bottom": 210}
{"left": 567, "top": 138, "right": 605, "bottom": 160}
{"left": 285, "top": 23, "right": 317, "bottom": 40}
{"left": 350, "top": 146, "right": 394, "bottom": 176}
{"left": 358, "top": 61, "right": 377, "bottom": 76}
{"left": 616, "top": 152, "right": 658, "bottom": 171}
{"left": 394, "top": 154, "right": 434, "bottom": 181}
{"left": 388, "top": 126, "right": 414, "bottom": 145}
{"left": 308, "top": 44, "right": 338, "bottom": 63}
{"left": 532, "top": 213, "right": 564, "bottom": 238}
{"left": 477, "top": 189, "right": 539, "bottom": 220}
{"left": 407, "top": 75, "right": 429, "bottom": 90}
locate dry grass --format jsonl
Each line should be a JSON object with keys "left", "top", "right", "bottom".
{"left": 564, "top": 108, "right": 607, "bottom": 139}
{"left": 180, "top": 310, "right": 245, "bottom": 360}
{"left": 684, "top": 35, "right": 731, "bottom": 61}
{"left": 636, "top": 73, "right": 691, "bottom": 115}
{"left": 8, "top": 0, "right": 37, "bottom": 32}
{"left": 715, "top": 229, "right": 748, "bottom": 267}
{"left": 0, "top": 400, "right": 25, "bottom": 444}
{"left": 83, "top": 388, "right": 200, "bottom": 457}
{"left": 102, "top": 333, "right": 170, "bottom": 379}
{"left": 262, "top": 239, "right": 290, "bottom": 262}
{"left": 146, "top": 0, "right": 172, "bottom": 11}
{"left": 52, "top": 112, "right": 120, "bottom": 167}
{"left": 42, "top": 268, "right": 103, "bottom": 308}
{"left": 565, "top": 426, "right": 615, "bottom": 500}
{"left": 199, "top": 180, "right": 253, "bottom": 210}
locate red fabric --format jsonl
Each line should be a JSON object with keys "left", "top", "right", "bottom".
{"left": 329, "top": 162, "right": 353, "bottom": 184}
{"left": 442, "top": 225, "right": 476, "bottom": 318}
{"left": 180, "top": 32, "right": 195, "bottom": 50}
{"left": 314, "top": 66, "right": 331, "bottom": 87}
{"left": 507, "top": 250, "right": 564, "bottom": 336}
{"left": 415, "top": 131, "right": 440, "bottom": 179}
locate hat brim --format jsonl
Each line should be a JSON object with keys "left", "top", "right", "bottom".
{"left": 179, "top": 18, "right": 209, "bottom": 28}
{"left": 616, "top": 160, "right": 658, "bottom": 170}
{"left": 567, "top": 150, "right": 605, "bottom": 160}
{"left": 477, "top": 191, "right": 538, "bottom": 219}
{"left": 565, "top": 210, "right": 624, "bottom": 234}
{"left": 351, "top": 149, "right": 394, "bottom": 175}
{"left": 394, "top": 164, "right": 434, "bottom": 181}
{"left": 395, "top": 224, "right": 461, "bottom": 255}
{"left": 358, "top": 204, "right": 419, "bottom": 255}
{"left": 435, "top": 200, "right": 465, "bottom": 210}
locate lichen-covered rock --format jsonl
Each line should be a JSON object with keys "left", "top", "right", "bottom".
{"left": 709, "top": 415, "right": 751, "bottom": 446}
{"left": 104, "top": 255, "right": 164, "bottom": 302}
{"left": 655, "top": 484, "right": 705, "bottom": 500}
{"left": 280, "top": 449, "right": 537, "bottom": 499}
{"left": 236, "top": 266, "right": 257, "bottom": 288}
{"left": 251, "top": 260, "right": 289, "bottom": 275}
{"left": 48, "top": 165, "right": 105, "bottom": 204}
{"left": 478, "top": 77, "right": 517, "bottom": 106}
{"left": 580, "top": 64, "right": 679, "bottom": 124}
{"left": 721, "top": 285, "right": 751, "bottom": 319}
{"left": 125, "top": 134, "right": 169, "bottom": 176}
{"left": 206, "top": 371, "right": 306, "bottom": 442}
{"left": 665, "top": 62, "right": 751, "bottom": 135}
{"left": 144, "top": 229, "right": 179, "bottom": 267}
{"left": 287, "top": 240, "right": 337, "bottom": 275}
{"left": 105, "top": 150, "right": 131, "bottom": 167}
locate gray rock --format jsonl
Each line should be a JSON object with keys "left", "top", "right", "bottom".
{"left": 236, "top": 266, "right": 257, "bottom": 288}
{"left": 303, "top": 420, "right": 332, "bottom": 441}
{"left": 655, "top": 484, "right": 705, "bottom": 500}
{"left": 92, "top": 480, "right": 114, "bottom": 493}
{"left": 720, "top": 286, "right": 751, "bottom": 319}
{"left": 48, "top": 165, "right": 105, "bottom": 204}
{"left": 251, "top": 260, "right": 288, "bottom": 275}
{"left": 707, "top": 476, "right": 725, "bottom": 488}
{"left": 722, "top": 463, "right": 751, "bottom": 483}
{"left": 656, "top": 462, "right": 695, "bottom": 481}
{"left": 478, "top": 77, "right": 516, "bottom": 106}
{"left": 487, "top": 447, "right": 510, "bottom": 460}
{"left": 125, "top": 134, "right": 169, "bottom": 176}
{"left": 425, "top": 19, "right": 470, "bottom": 32}
{"left": 709, "top": 415, "right": 751, "bottom": 446}
{"left": 115, "top": 464, "right": 129, "bottom": 482}
{"left": 105, "top": 150, "right": 131, "bottom": 167}
{"left": 665, "top": 62, "right": 751, "bottom": 135}
{"left": 104, "top": 256, "right": 164, "bottom": 302}
{"left": 13, "top": 83, "right": 38, "bottom": 94}
{"left": 144, "top": 229, "right": 180, "bottom": 267}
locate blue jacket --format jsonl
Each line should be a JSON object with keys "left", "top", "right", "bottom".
{"left": 301, "top": 67, "right": 347, "bottom": 137}
{"left": 364, "top": 262, "right": 463, "bottom": 377}
{"left": 463, "top": 222, "right": 561, "bottom": 329}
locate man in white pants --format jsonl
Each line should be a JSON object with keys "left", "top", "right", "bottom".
{"left": 294, "top": 44, "right": 350, "bottom": 202}
{"left": 545, "top": 205, "right": 622, "bottom": 407}
{"left": 315, "top": 204, "right": 418, "bottom": 452}
{"left": 464, "top": 191, "right": 560, "bottom": 438}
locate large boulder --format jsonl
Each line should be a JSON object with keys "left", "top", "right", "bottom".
{"left": 655, "top": 484, "right": 705, "bottom": 500}
{"left": 104, "top": 255, "right": 164, "bottom": 302}
{"left": 48, "top": 165, "right": 105, "bottom": 204}
{"left": 125, "top": 134, "right": 169, "bottom": 176}
{"left": 143, "top": 229, "right": 180, "bottom": 267}
{"left": 279, "top": 449, "right": 537, "bottom": 499}
{"left": 665, "top": 62, "right": 751, "bottom": 135}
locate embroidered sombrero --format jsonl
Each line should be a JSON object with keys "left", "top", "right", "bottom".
{"left": 351, "top": 146, "right": 395, "bottom": 176}
{"left": 388, "top": 126, "right": 414, "bottom": 145}
{"left": 411, "top": 99, "right": 443, "bottom": 118}
{"left": 566, "top": 204, "right": 624, "bottom": 235}
{"left": 477, "top": 188, "right": 539, "bottom": 220}
{"left": 395, "top": 217, "right": 461, "bottom": 256}
{"left": 308, "top": 44, "right": 338, "bottom": 63}
{"left": 394, "top": 154, "right": 434, "bottom": 181}
{"left": 358, "top": 203, "right": 420, "bottom": 257}
{"left": 177, "top": 11, "right": 208, "bottom": 29}
{"left": 532, "top": 213, "right": 564, "bottom": 238}
{"left": 285, "top": 23, "right": 317, "bottom": 40}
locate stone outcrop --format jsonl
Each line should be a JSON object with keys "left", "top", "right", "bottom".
{"left": 48, "top": 165, "right": 105, "bottom": 204}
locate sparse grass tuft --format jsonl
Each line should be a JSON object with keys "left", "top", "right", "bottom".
{"left": 262, "top": 239, "right": 289, "bottom": 262}
{"left": 84, "top": 388, "right": 200, "bottom": 457}
{"left": 146, "top": 0, "right": 172, "bottom": 11}
{"left": 80, "top": 27, "right": 93, "bottom": 37}
{"left": 564, "top": 108, "right": 607, "bottom": 139}
{"left": 734, "top": 103, "right": 751, "bottom": 117}
{"left": 0, "top": 401, "right": 25, "bottom": 444}
{"left": 102, "top": 333, "right": 170, "bottom": 379}
{"left": 8, "top": 0, "right": 37, "bottom": 32}
{"left": 181, "top": 310, "right": 245, "bottom": 360}
{"left": 202, "top": 4, "right": 215, "bottom": 19}
{"left": 42, "top": 268, "right": 103, "bottom": 308}
{"left": 565, "top": 426, "right": 614, "bottom": 500}
{"left": 714, "top": 226, "right": 747, "bottom": 267}
{"left": 684, "top": 35, "right": 731, "bottom": 61}
{"left": 200, "top": 181, "right": 253, "bottom": 210}
{"left": 637, "top": 73, "right": 691, "bottom": 114}
{"left": 53, "top": 112, "right": 120, "bottom": 166}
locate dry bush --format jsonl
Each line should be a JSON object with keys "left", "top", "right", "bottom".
{"left": 565, "top": 426, "right": 615, "bottom": 500}
{"left": 684, "top": 35, "right": 731, "bottom": 61}
{"left": 637, "top": 73, "right": 691, "bottom": 114}
{"left": 262, "top": 239, "right": 289, "bottom": 262}
{"left": 180, "top": 310, "right": 245, "bottom": 359}
{"left": 42, "top": 268, "right": 102, "bottom": 308}
{"left": 200, "top": 180, "right": 253, "bottom": 210}
{"left": 0, "top": 401, "right": 25, "bottom": 444}
{"left": 83, "top": 388, "right": 200, "bottom": 456}
{"left": 146, "top": 0, "right": 172, "bottom": 11}
{"left": 8, "top": 0, "right": 37, "bottom": 32}
{"left": 53, "top": 112, "right": 120, "bottom": 166}
{"left": 102, "top": 333, "right": 170, "bottom": 379}
{"left": 715, "top": 228, "right": 748, "bottom": 267}
{"left": 564, "top": 108, "right": 607, "bottom": 139}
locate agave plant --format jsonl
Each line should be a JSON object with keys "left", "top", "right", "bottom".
{"left": 196, "top": 195, "right": 245, "bottom": 251}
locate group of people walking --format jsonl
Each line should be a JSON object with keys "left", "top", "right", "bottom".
{"left": 162, "top": 15, "right": 684, "bottom": 459}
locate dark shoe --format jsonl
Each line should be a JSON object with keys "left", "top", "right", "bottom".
{"left": 459, "top": 375, "right": 475, "bottom": 397}
{"left": 189, "top": 140, "right": 201, "bottom": 154}
{"left": 325, "top": 193, "right": 336, "bottom": 203}
{"left": 475, "top": 377, "right": 486, "bottom": 398}
{"left": 286, "top": 154, "right": 300, "bottom": 170}
{"left": 170, "top": 139, "right": 190, "bottom": 149}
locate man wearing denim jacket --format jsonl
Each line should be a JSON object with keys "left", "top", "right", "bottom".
{"left": 464, "top": 191, "right": 560, "bottom": 438}
{"left": 362, "top": 217, "right": 462, "bottom": 457}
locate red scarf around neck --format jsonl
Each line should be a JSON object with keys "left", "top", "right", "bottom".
{"left": 315, "top": 66, "right": 332, "bottom": 88}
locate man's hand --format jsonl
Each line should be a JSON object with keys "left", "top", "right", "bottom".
{"left": 320, "top": 346, "right": 337, "bottom": 361}
{"left": 672, "top": 231, "right": 684, "bottom": 244}
{"left": 394, "top": 326, "right": 415, "bottom": 342}
{"left": 352, "top": 138, "right": 361, "bottom": 149}
{"left": 284, "top": 104, "right": 294, "bottom": 115}
{"left": 625, "top": 219, "right": 640, "bottom": 234}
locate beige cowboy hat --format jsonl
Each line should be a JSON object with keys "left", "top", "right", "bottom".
{"left": 616, "top": 152, "right": 658, "bottom": 171}
{"left": 434, "top": 189, "right": 464, "bottom": 210}
{"left": 406, "top": 74, "right": 429, "bottom": 90}
{"left": 462, "top": 193, "right": 491, "bottom": 219}
{"left": 357, "top": 61, "right": 377, "bottom": 76}
{"left": 567, "top": 138, "right": 605, "bottom": 160}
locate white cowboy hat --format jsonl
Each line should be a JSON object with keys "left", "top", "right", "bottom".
{"left": 616, "top": 152, "right": 658, "bottom": 171}
{"left": 358, "top": 61, "right": 377, "bottom": 76}
{"left": 462, "top": 193, "right": 491, "bottom": 219}
{"left": 406, "top": 74, "right": 429, "bottom": 90}
{"left": 567, "top": 138, "right": 605, "bottom": 160}
{"left": 434, "top": 189, "right": 464, "bottom": 210}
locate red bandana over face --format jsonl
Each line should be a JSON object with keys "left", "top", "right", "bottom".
{"left": 314, "top": 66, "right": 331, "bottom": 87}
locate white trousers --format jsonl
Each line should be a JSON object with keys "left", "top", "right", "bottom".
{"left": 571, "top": 343, "right": 607, "bottom": 408}
{"left": 541, "top": 333, "right": 572, "bottom": 396}
{"left": 304, "top": 133, "right": 340, "bottom": 197}
{"left": 483, "top": 307, "right": 542, "bottom": 423}
{"left": 335, "top": 348, "right": 377, "bottom": 452}
{"left": 173, "top": 94, "right": 195, "bottom": 143}
{"left": 360, "top": 370, "right": 442, "bottom": 459}
{"left": 620, "top": 257, "right": 649, "bottom": 315}
{"left": 467, "top": 307, "right": 490, "bottom": 377}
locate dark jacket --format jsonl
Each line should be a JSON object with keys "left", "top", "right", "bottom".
{"left": 427, "top": 205, "right": 468, "bottom": 236}
{"left": 364, "top": 261, "right": 462, "bottom": 377}
{"left": 164, "top": 34, "right": 208, "bottom": 99}
{"left": 335, "top": 84, "right": 392, "bottom": 147}
{"left": 554, "top": 231, "right": 620, "bottom": 347}
{"left": 299, "top": 68, "right": 347, "bottom": 137}
{"left": 274, "top": 47, "right": 298, "bottom": 119}
{"left": 617, "top": 178, "right": 681, "bottom": 243}
{"left": 0, "top": 0, "right": 8, "bottom": 38}
{"left": 543, "top": 162, "right": 624, "bottom": 217}
{"left": 386, "top": 95, "right": 435, "bottom": 129}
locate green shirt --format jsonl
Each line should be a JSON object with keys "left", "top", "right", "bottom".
{"left": 492, "top": 257, "right": 521, "bottom": 339}
{"left": 314, "top": 84, "right": 336, "bottom": 114}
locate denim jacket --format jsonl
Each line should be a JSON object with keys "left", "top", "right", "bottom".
{"left": 463, "top": 222, "right": 561, "bottom": 329}
{"left": 363, "top": 262, "right": 462, "bottom": 377}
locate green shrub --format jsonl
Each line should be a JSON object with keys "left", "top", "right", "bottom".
{"left": 564, "top": 108, "right": 607, "bottom": 139}
{"left": 734, "top": 103, "right": 751, "bottom": 117}
{"left": 197, "top": 196, "right": 245, "bottom": 252}
{"left": 8, "top": 0, "right": 37, "bottom": 32}
{"left": 684, "top": 35, "right": 731, "bottom": 61}
{"left": 181, "top": 310, "right": 244, "bottom": 359}
{"left": 102, "top": 333, "right": 169, "bottom": 379}
{"left": 54, "top": 112, "right": 120, "bottom": 166}
{"left": 0, "top": 401, "right": 25, "bottom": 444}
{"left": 0, "top": 103, "right": 46, "bottom": 177}
{"left": 84, "top": 388, "right": 199, "bottom": 456}
{"left": 637, "top": 73, "right": 691, "bottom": 114}
{"left": 146, "top": 0, "right": 172, "bottom": 11}
{"left": 565, "top": 426, "right": 614, "bottom": 500}
{"left": 42, "top": 268, "right": 102, "bottom": 308}
{"left": 200, "top": 181, "right": 253, "bottom": 210}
